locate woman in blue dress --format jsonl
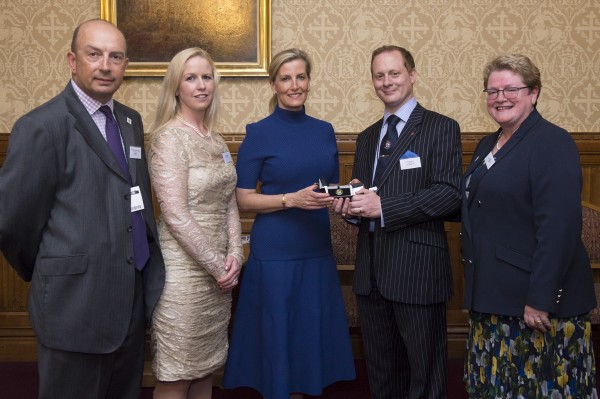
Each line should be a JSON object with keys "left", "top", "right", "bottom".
{"left": 222, "top": 48, "right": 356, "bottom": 399}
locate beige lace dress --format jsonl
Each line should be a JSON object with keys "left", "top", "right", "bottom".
{"left": 147, "top": 126, "right": 243, "bottom": 381}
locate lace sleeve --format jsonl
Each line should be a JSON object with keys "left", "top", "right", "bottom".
{"left": 226, "top": 192, "right": 244, "bottom": 265}
{"left": 148, "top": 129, "right": 226, "bottom": 279}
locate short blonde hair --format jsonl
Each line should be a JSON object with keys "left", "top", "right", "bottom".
{"left": 370, "top": 45, "right": 415, "bottom": 76}
{"left": 483, "top": 54, "right": 541, "bottom": 106}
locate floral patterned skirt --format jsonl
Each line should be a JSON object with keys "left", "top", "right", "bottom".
{"left": 464, "top": 311, "right": 597, "bottom": 398}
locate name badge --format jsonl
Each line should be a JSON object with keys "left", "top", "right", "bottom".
{"left": 400, "top": 150, "right": 421, "bottom": 170}
{"left": 222, "top": 151, "right": 233, "bottom": 164}
{"left": 484, "top": 152, "right": 496, "bottom": 169}
{"left": 130, "top": 146, "right": 142, "bottom": 159}
{"left": 130, "top": 186, "right": 145, "bottom": 212}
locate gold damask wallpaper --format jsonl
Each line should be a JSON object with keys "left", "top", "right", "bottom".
{"left": 1, "top": 0, "right": 599, "bottom": 134}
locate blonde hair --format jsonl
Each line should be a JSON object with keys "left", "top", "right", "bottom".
{"left": 149, "top": 47, "right": 220, "bottom": 137}
{"left": 268, "top": 48, "right": 312, "bottom": 113}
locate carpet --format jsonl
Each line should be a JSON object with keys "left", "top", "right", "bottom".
{"left": 1, "top": 359, "right": 468, "bottom": 399}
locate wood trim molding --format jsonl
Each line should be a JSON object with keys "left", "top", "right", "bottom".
{"left": 2, "top": 130, "right": 599, "bottom": 162}
{"left": 0, "top": 133, "right": 8, "bottom": 162}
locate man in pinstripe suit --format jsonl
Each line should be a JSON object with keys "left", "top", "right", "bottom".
{"left": 334, "top": 46, "right": 462, "bottom": 398}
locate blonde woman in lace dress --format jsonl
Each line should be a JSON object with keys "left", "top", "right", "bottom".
{"left": 147, "top": 48, "right": 243, "bottom": 399}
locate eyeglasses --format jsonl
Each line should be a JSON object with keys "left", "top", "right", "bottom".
{"left": 483, "top": 86, "right": 530, "bottom": 100}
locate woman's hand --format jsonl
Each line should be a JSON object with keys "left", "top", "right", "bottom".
{"left": 287, "top": 184, "right": 334, "bottom": 210}
{"left": 524, "top": 305, "right": 551, "bottom": 332}
{"left": 217, "top": 255, "right": 241, "bottom": 292}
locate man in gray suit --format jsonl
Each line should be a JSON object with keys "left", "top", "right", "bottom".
{"left": 334, "top": 46, "right": 462, "bottom": 398}
{"left": 0, "top": 19, "right": 164, "bottom": 399}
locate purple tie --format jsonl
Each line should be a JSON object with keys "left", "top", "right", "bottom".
{"left": 99, "top": 105, "right": 149, "bottom": 270}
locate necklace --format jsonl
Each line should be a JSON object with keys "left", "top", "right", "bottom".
{"left": 176, "top": 115, "right": 210, "bottom": 139}
{"left": 495, "top": 131, "right": 503, "bottom": 151}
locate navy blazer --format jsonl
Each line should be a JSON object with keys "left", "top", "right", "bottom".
{"left": 0, "top": 84, "right": 165, "bottom": 353}
{"left": 461, "top": 109, "right": 596, "bottom": 318}
{"left": 352, "top": 104, "right": 462, "bottom": 304}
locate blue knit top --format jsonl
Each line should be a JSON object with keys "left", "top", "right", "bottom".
{"left": 236, "top": 105, "right": 339, "bottom": 260}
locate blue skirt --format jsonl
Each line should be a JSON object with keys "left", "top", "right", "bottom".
{"left": 222, "top": 254, "right": 356, "bottom": 399}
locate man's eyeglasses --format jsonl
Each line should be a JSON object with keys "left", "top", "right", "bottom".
{"left": 483, "top": 86, "right": 530, "bottom": 100}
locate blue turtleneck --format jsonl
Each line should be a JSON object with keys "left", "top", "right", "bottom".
{"left": 236, "top": 105, "right": 339, "bottom": 260}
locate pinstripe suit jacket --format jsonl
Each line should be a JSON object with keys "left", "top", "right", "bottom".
{"left": 0, "top": 83, "right": 165, "bottom": 354}
{"left": 352, "top": 103, "right": 462, "bottom": 304}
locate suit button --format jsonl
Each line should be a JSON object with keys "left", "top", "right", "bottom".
{"left": 477, "top": 200, "right": 482, "bottom": 207}
{"left": 127, "top": 257, "right": 134, "bottom": 264}
{"left": 124, "top": 194, "right": 131, "bottom": 200}
{"left": 127, "top": 226, "right": 133, "bottom": 232}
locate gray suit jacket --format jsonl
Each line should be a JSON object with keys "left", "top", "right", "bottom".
{"left": 0, "top": 83, "right": 165, "bottom": 354}
{"left": 352, "top": 104, "right": 462, "bottom": 304}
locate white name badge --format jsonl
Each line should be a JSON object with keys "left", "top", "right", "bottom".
{"left": 484, "top": 152, "right": 496, "bottom": 169}
{"left": 129, "top": 146, "right": 142, "bottom": 159}
{"left": 130, "top": 186, "right": 145, "bottom": 212}
{"left": 222, "top": 151, "right": 233, "bottom": 164}
{"left": 400, "top": 156, "right": 421, "bottom": 170}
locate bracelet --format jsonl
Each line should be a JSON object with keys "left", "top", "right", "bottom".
{"left": 281, "top": 193, "right": 287, "bottom": 208}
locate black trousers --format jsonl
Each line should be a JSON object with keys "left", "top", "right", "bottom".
{"left": 356, "top": 235, "right": 448, "bottom": 399}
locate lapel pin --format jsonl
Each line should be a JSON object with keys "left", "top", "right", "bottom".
{"left": 126, "top": 117, "right": 132, "bottom": 125}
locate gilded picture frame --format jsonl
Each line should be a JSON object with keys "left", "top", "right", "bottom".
{"left": 100, "top": 0, "right": 271, "bottom": 77}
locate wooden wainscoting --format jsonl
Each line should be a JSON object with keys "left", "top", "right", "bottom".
{"left": 0, "top": 132, "right": 38, "bottom": 360}
{"left": 1, "top": 131, "right": 599, "bottom": 366}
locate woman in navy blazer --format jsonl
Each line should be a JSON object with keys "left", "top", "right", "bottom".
{"left": 461, "top": 54, "right": 597, "bottom": 398}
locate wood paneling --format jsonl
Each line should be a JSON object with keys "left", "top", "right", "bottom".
{"left": 1, "top": 131, "right": 599, "bottom": 364}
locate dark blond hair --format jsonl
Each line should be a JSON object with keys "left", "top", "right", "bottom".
{"left": 268, "top": 48, "right": 312, "bottom": 112}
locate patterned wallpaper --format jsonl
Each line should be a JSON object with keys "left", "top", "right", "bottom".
{"left": 1, "top": 0, "right": 599, "bottom": 134}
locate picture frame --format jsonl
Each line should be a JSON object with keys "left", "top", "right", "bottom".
{"left": 100, "top": 0, "right": 271, "bottom": 77}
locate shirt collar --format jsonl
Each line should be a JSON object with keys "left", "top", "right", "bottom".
{"left": 70, "top": 79, "right": 114, "bottom": 115}
{"left": 383, "top": 96, "right": 417, "bottom": 124}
